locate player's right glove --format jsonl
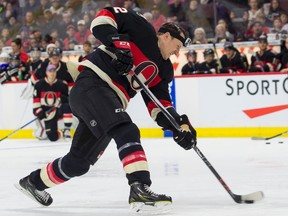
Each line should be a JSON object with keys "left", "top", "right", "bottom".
{"left": 36, "top": 110, "right": 47, "bottom": 120}
{"left": 173, "top": 115, "right": 197, "bottom": 150}
{"left": 106, "top": 34, "right": 134, "bottom": 76}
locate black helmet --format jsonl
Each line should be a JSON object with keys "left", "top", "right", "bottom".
{"left": 203, "top": 48, "right": 214, "bottom": 56}
{"left": 187, "top": 49, "right": 197, "bottom": 56}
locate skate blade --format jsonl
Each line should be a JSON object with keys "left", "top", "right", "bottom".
{"left": 14, "top": 183, "right": 49, "bottom": 207}
{"left": 130, "top": 201, "right": 172, "bottom": 215}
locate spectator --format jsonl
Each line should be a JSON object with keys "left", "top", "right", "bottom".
{"left": 67, "top": 39, "right": 78, "bottom": 51}
{"left": 214, "top": 24, "right": 234, "bottom": 43}
{"left": 254, "top": 12, "right": 270, "bottom": 33}
{"left": 23, "top": 0, "right": 38, "bottom": 17}
{"left": 123, "top": 0, "right": 141, "bottom": 13}
{"left": 143, "top": 12, "right": 152, "bottom": 23}
{"left": 63, "top": 25, "right": 77, "bottom": 50}
{"left": 192, "top": 27, "right": 208, "bottom": 44}
{"left": 249, "top": 35, "right": 278, "bottom": 72}
{"left": 151, "top": 5, "right": 166, "bottom": 32}
{"left": 49, "top": 0, "right": 65, "bottom": 16}
{"left": 10, "top": 38, "right": 29, "bottom": 65}
{"left": 152, "top": 0, "right": 169, "bottom": 17}
{"left": 39, "top": 9, "right": 57, "bottom": 37}
{"left": 0, "top": 28, "right": 12, "bottom": 46}
{"left": 36, "top": 0, "right": 51, "bottom": 17}
{"left": 280, "top": 12, "right": 288, "bottom": 32}
{"left": 247, "top": 0, "right": 263, "bottom": 28}
{"left": 23, "top": 11, "right": 39, "bottom": 33}
{"left": 230, "top": 9, "right": 248, "bottom": 40}
{"left": 87, "top": 33, "right": 101, "bottom": 48}
{"left": 58, "top": 11, "right": 76, "bottom": 39}
{"left": 2, "top": 2, "right": 17, "bottom": 25}
{"left": 79, "top": 40, "right": 93, "bottom": 62}
{"left": 74, "top": 20, "right": 91, "bottom": 45}
{"left": 270, "top": 18, "right": 287, "bottom": 34}
{"left": 220, "top": 42, "right": 246, "bottom": 73}
{"left": 32, "top": 48, "right": 74, "bottom": 89}
{"left": 198, "top": 48, "right": 219, "bottom": 74}
{"left": 167, "top": 0, "right": 185, "bottom": 23}
{"left": 33, "top": 64, "right": 73, "bottom": 141}
{"left": 185, "top": 0, "right": 212, "bottom": 38}
{"left": 265, "top": 0, "right": 285, "bottom": 27}
{"left": 81, "top": 0, "right": 98, "bottom": 14}
{"left": 244, "top": 21, "right": 264, "bottom": 41}
{"left": 25, "top": 47, "right": 43, "bottom": 80}
{"left": 181, "top": 49, "right": 201, "bottom": 75}
{"left": 6, "top": 16, "right": 20, "bottom": 38}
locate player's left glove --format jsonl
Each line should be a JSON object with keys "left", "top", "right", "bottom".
{"left": 173, "top": 115, "right": 197, "bottom": 150}
{"left": 106, "top": 34, "right": 134, "bottom": 76}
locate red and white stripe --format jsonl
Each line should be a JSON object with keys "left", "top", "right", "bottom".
{"left": 122, "top": 151, "right": 149, "bottom": 174}
{"left": 40, "top": 163, "right": 65, "bottom": 188}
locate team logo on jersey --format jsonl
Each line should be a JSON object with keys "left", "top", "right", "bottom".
{"left": 43, "top": 91, "right": 57, "bottom": 106}
{"left": 130, "top": 61, "right": 159, "bottom": 90}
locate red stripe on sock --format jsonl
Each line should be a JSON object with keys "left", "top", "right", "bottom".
{"left": 46, "top": 163, "right": 65, "bottom": 184}
{"left": 122, "top": 151, "right": 147, "bottom": 167}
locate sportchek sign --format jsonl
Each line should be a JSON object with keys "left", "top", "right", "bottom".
{"left": 174, "top": 73, "right": 288, "bottom": 128}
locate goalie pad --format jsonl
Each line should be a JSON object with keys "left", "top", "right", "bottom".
{"left": 20, "top": 79, "right": 34, "bottom": 100}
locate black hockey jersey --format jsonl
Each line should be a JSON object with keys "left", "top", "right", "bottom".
{"left": 250, "top": 49, "right": 278, "bottom": 72}
{"left": 220, "top": 52, "right": 246, "bottom": 73}
{"left": 197, "top": 60, "right": 219, "bottom": 74}
{"left": 31, "top": 60, "right": 74, "bottom": 90}
{"left": 181, "top": 62, "right": 201, "bottom": 75}
{"left": 33, "top": 78, "right": 69, "bottom": 116}
{"left": 77, "top": 7, "right": 175, "bottom": 121}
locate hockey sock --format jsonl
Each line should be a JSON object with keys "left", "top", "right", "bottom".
{"left": 108, "top": 122, "right": 151, "bottom": 186}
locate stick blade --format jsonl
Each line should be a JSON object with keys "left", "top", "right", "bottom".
{"left": 240, "top": 191, "right": 264, "bottom": 203}
{"left": 251, "top": 136, "right": 267, "bottom": 141}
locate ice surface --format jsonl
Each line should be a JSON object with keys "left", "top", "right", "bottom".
{"left": 0, "top": 138, "right": 287, "bottom": 216}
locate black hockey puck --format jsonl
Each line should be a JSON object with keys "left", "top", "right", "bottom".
{"left": 244, "top": 200, "right": 254, "bottom": 204}
{"left": 265, "top": 142, "right": 271, "bottom": 144}
{"left": 278, "top": 141, "right": 284, "bottom": 144}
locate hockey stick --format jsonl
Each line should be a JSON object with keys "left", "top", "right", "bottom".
{"left": 212, "top": 42, "right": 223, "bottom": 70}
{"left": 251, "top": 130, "right": 288, "bottom": 141}
{"left": 0, "top": 107, "right": 56, "bottom": 142}
{"left": 132, "top": 74, "right": 264, "bottom": 204}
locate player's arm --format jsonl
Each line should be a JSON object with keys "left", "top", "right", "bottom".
{"left": 141, "top": 81, "right": 197, "bottom": 150}
{"left": 33, "top": 83, "right": 46, "bottom": 120}
{"left": 90, "top": 7, "right": 133, "bottom": 75}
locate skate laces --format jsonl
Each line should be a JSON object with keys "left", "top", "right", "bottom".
{"left": 143, "top": 185, "right": 163, "bottom": 197}
{"left": 34, "top": 189, "right": 51, "bottom": 202}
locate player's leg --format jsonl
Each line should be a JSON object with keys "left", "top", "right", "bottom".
{"left": 60, "top": 103, "right": 73, "bottom": 140}
{"left": 108, "top": 122, "right": 172, "bottom": 211}
{"left": 44, "top": 116, "right": 61, "bottom": 142}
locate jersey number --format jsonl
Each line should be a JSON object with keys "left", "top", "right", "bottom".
{"left": 113, "top": 7, "right": 128, "bottom": 13}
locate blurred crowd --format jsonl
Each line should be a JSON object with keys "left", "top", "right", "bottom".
{"left": 0, "top": 0, "right": 287, "bottom": 83}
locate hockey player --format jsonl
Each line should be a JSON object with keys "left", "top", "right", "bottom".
{"left": 181, "top": 49, "right": 201, "bottom": 75}
{"left": 220, "top": 42, "right": 246, "bottom": 74}
{"left": 33, "top": 64, "right": 73, "bottom": 141}
{"left": 16, "top": 7, "right": 197, "bottom": 213}
{"left": 25, "top": 48, "right": 43, "bottom": 80}
{"left": 249, "top": 35, "right": 278, "bottom": 72}
{"left": 198, "top": 48, "right": 219, "bottom": 74}
{"left": 30, "top": 48, "right": 74, "bottom": 90}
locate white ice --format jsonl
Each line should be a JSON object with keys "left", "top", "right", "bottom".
{"left": 0, "top": 137, "right": 287, "bottom": 216}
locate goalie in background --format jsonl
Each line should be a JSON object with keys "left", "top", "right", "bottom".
{"left": 33, "top": 64, "right": 73, "bottom": 141}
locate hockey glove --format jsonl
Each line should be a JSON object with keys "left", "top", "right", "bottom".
{"left": 37, "top": 110, "right": 47, "bottom": 120}
{"left": 106, "top": 34, "right": 134, "bottom": 76}
{"left": 173, "top": 115, "right": 197, "bottom": 150}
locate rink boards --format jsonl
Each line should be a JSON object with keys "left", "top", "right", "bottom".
{"left": 0, "top": 73, "right": 288, "bottom": 138}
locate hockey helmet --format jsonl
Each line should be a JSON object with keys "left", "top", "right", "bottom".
{"left": 10, "top": 54, "right": 21, "bottom": 67}
{"left": 187, "top": 49, "right": 197, "bottom": 56}
{"left": 203, "top": 48, "right": 214, "bottom": 57}
{"left": 30, "top": 48, "right": 42, "bottom": 61}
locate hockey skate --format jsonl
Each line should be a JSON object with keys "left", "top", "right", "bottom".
{"left": 62, "top": 128, "right": 71, "bottom": 141}
{"left": 15, "top": 176, "right": 53, "bottom": 206}
{"left": 129, "top": 182, "right": 172, "bottom": 214}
